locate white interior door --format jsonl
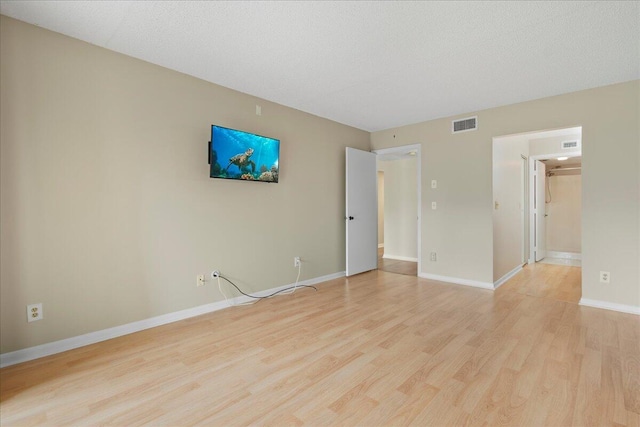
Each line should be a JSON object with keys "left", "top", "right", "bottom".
{"left": 346, "top": 147, "right": 378, "bottom": 276}
{"left": 534, "top": 160, "right": 547, "bottom": 261}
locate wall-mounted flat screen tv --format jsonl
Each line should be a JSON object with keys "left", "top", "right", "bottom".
{"left": 209, "top": 125, "right": 279, "bottom": 183}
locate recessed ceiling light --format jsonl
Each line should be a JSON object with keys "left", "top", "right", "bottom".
{"left": 557, "top": 157, "right": 568, "bottom": 161}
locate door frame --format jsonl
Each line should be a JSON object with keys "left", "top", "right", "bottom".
{"left": 521, "top": 154, "right": 529, "bottom": 264}
{"left": 373, "top": 144, "right": 422, "bottom": 275}
{"left": 533, "top": 159, "right": 547, "bottom": 262}
{"left": 528, "top": 150, "right": 580, "bottom": 264}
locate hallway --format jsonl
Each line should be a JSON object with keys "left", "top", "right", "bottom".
{"left": 498, "top": 262, "right": 581, "bottom": 304}
{"left": 377, "top": 247, "right": 417, "bottom": 276}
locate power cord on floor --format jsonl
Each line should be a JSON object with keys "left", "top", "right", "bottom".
{"left": 274, "top": 261, "right": 302, "bottom": 296}
{"left": 217, "top": 263, "right": 316, "bottom": 307}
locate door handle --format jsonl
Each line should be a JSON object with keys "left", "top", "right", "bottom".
{"left": 347, "top": 216, "right": 354, "bottom": 220}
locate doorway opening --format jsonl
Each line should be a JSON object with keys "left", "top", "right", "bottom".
{"left": 493, "top": 126, "right": 582, "bottom": 303}
{"left": 374, "top": 144, "right": 421, "bottom": 276}
{"left": 532, "top": 154, "right": 582, "bottom": 267}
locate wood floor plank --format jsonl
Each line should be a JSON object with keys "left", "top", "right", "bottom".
{"left": 602, "top": 344, "right": 630, "bottom": 426}
{"left": 412, "top": 378, "right": 470, "bottom": 426}
{"left": 384, "top": 382, "right": 439, "bottom": 426}
{"left": 543, "top": 378, "right": 576, "bottom": 427}
{"left": 1, "top": 266, "right": 638, "bottom": 426}
{"left": 620, "top": 337, "right": 640, "bottom": 415}
{"left": 377, "top": 247, "right": 417, "bottom": 276}
{"left": 357, "top": 390, "right": 408, "bottom": 426}
{"left": 573, "top": 348, "right": 604, "bottom": 426}
{"left": 467, "top": 367, "right": 524, "bottom": 427}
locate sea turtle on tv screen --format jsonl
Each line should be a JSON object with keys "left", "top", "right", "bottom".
{"left": 226, "top": 148, "right": 256, "bottom": 174}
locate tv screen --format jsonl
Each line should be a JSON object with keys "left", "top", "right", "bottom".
{"left": 209, "top": 125, "right": 280, "bottom": 183}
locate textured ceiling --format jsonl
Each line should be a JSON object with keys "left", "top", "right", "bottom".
{"left": 1, "top": 1, "right": 638, "bottom": 131}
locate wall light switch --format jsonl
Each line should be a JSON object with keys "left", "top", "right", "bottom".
{"left": 432, "top": 202, "right": 437, "bottom": 210}
{"left": 431, "top": 180, "right": 437, "bottom": 189}
{"left": 256, "top": 105, "right": 262, "bottom": 116}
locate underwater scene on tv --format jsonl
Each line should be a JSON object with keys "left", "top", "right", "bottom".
{"left": 210, "top": 125, "right": 280, "bottom": 183}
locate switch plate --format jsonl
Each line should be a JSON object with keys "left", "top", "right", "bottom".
{"left": 256, "top": 105, "right": 262, "bottom": 116}
{"left": 197, "top": 275, "right": 205, "bottom": 287}
{"left": 431, "top": 202, "right": 437, "bottom": 210}
{"left": 431, "top": 180, "right": 437, "bottom": 189}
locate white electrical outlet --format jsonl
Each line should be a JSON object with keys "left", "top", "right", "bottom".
{"left": 294, "top": 256, "right": 301, "bottom": 267}
{"left": 197, "top": 275, "right": 205, "bottom": 287}
{"left": 27, "top": 303, "right": 43, "bottom": 322}
{"left": 430, "top": 252, "right": 437, "bottom": 262}
{"left": 599, "top": 271, "right": 610, "bottom": 284}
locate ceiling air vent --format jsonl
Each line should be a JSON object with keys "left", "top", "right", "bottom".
{"left": 452, "top": 116, "right": 477, "bottom": 134}
{"left": 562, "top": 140, "right": 579, "bottom": 150}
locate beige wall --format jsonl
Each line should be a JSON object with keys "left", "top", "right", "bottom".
{"left": 492, "top": 136, "right": 528, "bottom": 281}
{"left": 378, "top": 158, "right": 418, "bottom": 260}
{"left": 372, "top": 80, "right": 639, "bottom": 310}
{"left": 547, "top": 175, "right": 582, "bottom": 253}
{"left": 530, "top": 133, "right": 581, "bottom": 156}
{"left": 0, "top": 16, "right": 369, "bottom": 353}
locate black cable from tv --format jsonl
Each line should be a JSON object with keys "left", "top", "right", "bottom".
{"left": 219, "top": 275, "right": 317, "bottom": 302}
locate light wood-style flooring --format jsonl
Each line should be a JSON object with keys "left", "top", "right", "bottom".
{"left": 378, "top": 247, "right": 417, "bottom": 276}
{"left": 500, "top": 261, "right": 582, "bottom": 304}
{"left": 1, "top": 266, "right": 639, "bottom": 426}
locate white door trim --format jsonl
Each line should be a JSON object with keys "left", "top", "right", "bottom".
{"left": 521, "top": 154, "right": 528, "bottom": 264}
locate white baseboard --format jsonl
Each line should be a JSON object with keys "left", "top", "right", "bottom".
{"left": 493, "top": 265, "right": 523, "bottom": 289}
{"left": 0, "top": 271, "right": 345, "bottom": 368}
{"left": 382, "top": 254, "right": 418, "bottom": 262}
{"left": 547, "top": 251, "right": 581, "bottom": 260}
{"left": 418, "top": 272, "right": 494, "bottom": 290}
{"left": 0, "top": 300, "right": 228, "bottom": 369}
{"left": 378, "top": 243, "right": 384, "bottom": 248}
{"left": 579, "top": 298, "right": 640, "bottom": 315}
